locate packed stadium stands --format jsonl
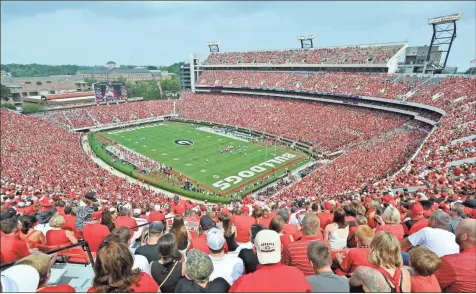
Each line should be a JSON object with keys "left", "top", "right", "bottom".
{"left": 2, "top": 57, "right": 476, "bottom": 293}
{"left": 202, "top": 44, "right": 405, "bottom": 65}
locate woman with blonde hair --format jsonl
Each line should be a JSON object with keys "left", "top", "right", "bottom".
{"left": 45, "top": 214, "right": 78, "bottom": 246}
{"left": 349, "top": 231, "right": 411, "bottom": 292}
{"left": 374, "top": 206, "right": 405, "bottom": 240}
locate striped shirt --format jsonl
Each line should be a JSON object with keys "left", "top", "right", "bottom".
{"left": 282, "top": 235, "right": 330, "bottom": 276}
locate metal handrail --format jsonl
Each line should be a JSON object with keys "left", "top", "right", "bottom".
{"left": 0, "top": 240, "right": 94, "bottom": 270}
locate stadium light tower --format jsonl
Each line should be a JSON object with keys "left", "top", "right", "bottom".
{"left": 297, "top": 35, "right": 315, "bottom": 49}
{"left": 425, "top": 13, "right": 462, "bottom": 70}
{"left": 206, "top": 41, "right": 220, "bottom": 53}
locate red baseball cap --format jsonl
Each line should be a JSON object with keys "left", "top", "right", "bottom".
{"left": 241, "top": 206, "right": 250, "bottom": 214}
{"left": 40, "top": 197, "right": 54, "bottom": 207}
{"left": 91, "top": 211, "right": 102, "bottom": 220}
{"left": 323, "top": 201, "right": 333, "bottom": 211}
{"left": 410, "top": 204, "right": 423, "bottom": 215}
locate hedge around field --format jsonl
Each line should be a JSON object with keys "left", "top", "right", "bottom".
{"left": 88, "top": 133, "right": 236, "bottom": 204}
{"left": 1, "top": 101, "right": 16, "bottom": 110}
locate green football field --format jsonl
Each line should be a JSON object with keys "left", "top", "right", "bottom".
{"left": 100, "top": 122, "right": 308, "bottom": 194}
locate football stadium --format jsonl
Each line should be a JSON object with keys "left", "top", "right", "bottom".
{"left": 1, "top": 2, "right": 476, "bottom": 293}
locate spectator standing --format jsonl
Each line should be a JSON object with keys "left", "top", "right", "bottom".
{"left": 150, "top": 233, "right": 185, "bottom": 293}
{"left": 88, "top": 241, "right": 159, "bottom": 292}
{"left": 324, "top": 208, "right": 349, "bottom": 249}
{"left": 282, "top": 213, "right": 326, "bottom": 276}
{"left": 82, "top": 211, "right": 110, "bottom": 253}
{"left": 75, "top": 192, "right": 97, "bottom": 232}
{"left": 206, "top": 228, "right": 244, "bottom": 285}
{"left": 269, "top": 215, "right": 294, "bottom": 249}
{"left": 229, "top": 230, "right": 311, "bottom": 292}
{"left": 108, "top": 227, "right": 151, "bottom": 275}
{"left": 190, "top": 215, "right": 228, "bottom": 254}
{"left": 34, "top": 197, "right": 56, "bottom": 236}
{"left": 114, "top": 206, "right": 138, "bottom": 234}
{"left": 375, "top": 206, "right": 405, "bottom": 240}
{"left": 277, "top": 209, "right": 298, "bottom": 236}
{"left": 401, "top": 210, "right": 459, "bottom": 257}
{"left": 349, "top": 232, "right": 411, "bottom": 292}
{"left": 404, "top": 203, "right": 428, "bottom": 235}
{"left": 408, "top": 247, "right": 442, "bottom": 292}
{"left": 307, "top": 241, "right": 349, "bottom": 292}
{"left": 317, "top": 201, "right": 334, "bottom": 230}
{"left": 237, "top": 224, "right": 266, "bottom": 274}
{"left": 100, "top": 210, "right": 115, "bottom": 232}
{"left": 434, "top": 219, "right": 476, "bottom": 292}
{"left": 175, "top": 249, "right": 230, "bottom": 292}
{"left": 135, "top": 221, "right": 164, "bottom": 263}
{"left": 0, "top": 217, "right": 31, "bottom": 263}
{"left": 232, "top": 206, "right": 255, "bottom": 245}
{"left": 170, "top": 215, "right": 192, "bottom": 254}
{"left": 219, "top": 213, "right": 238, "bottom": 252}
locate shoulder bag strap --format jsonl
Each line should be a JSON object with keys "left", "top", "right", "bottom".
{"left": 159, "top": 261, "right": 178, "bottom": 288}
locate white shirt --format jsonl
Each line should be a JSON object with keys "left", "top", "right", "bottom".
{"left": 209, "top": 254, "right": 244, "bottom": 286}
{"left": 289, "top": 209, "right": 305, "bottom": 225}
{"left": 34, "top": 223, "right": 52, "bottom": 236}
{"left": 129, "top": 249, "right": 151, "bottom": 276}
{"left": 408, "top": 227, "right": 460, "bottom": 257}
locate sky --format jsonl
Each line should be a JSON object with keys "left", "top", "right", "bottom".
{"left": 1, "top": 1, "right": 475, "bottom": 70}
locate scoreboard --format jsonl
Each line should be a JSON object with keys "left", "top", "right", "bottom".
{"left": 93, "top": 81, "right": 128, "bottom": 104}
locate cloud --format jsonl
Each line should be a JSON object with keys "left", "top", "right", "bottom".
{"left": 1, "top": 1, "right": 474, "bottom": 70}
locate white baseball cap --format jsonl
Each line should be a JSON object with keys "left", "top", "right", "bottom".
{"left": 1, "top": 264, "right": 40, "bottom": 292}
{"left": 254, "top": 230, "right": 281, "bottom": 265}
{"left": 206, "top": 228, "right": 225, "bottom": 251}
{"left": 133, "top": 208, "right": 141, "bottom": 215}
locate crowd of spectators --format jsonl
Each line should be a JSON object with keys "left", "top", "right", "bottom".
{"left": 1, "top": 71, "right": 475, "bottom": 292}
{"left": 202, "top": 44, "right": 403, "bottom": 65}
{"left": 38, "top": 100, "right": 174, "bottom": 129}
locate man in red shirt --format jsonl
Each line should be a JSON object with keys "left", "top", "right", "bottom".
{"left": 336, "top": 225, "right": 373, "bottom": 274}
{"left": 317, "top": 201, "right": 334, "bottom": 230}
{"left": 257, "top": 208, "right": 273, "bottom": 228}
{"left": 148, "top": 204, "right": 165, "bottom": 222}
{"left": 1, "top": 217, "right": 31, "bottom": 263}
{"left": 171, "top": 195, "right": 186, "bottom": 216}
{"left": 114, "top": 206, "right": 138, "bottom": 235}
{"left": 404, "top": 203, "right": 428, "bottom": 236}
{"left": 189, "top": 215, "right": 228, "bottom": 254}
{"left": 278, "top": 209, "right": 298, "bottom": 236}
{"left": 232, "top": 206, "right": 255, "bottom": 244}
{"left": 282, "top": 213, "right": 329, "bottom": 276}
{"left": 82, "top": 211, "right": 110, "bottom": 252}
{"left": 434, "top": 219, "right": 476, "bottom": 292}
{"left": 229, "top": 230, "right": 311, "bottom": 292}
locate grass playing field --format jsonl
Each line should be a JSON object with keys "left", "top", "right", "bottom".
{"left": 100, "top": 122, "right": 308, "bottom": 195}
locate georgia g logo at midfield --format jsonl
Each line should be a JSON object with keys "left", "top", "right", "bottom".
{"left": 174, "top": 139, "right": 194, "bottom": 146}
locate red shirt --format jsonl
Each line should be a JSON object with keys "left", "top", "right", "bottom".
{"left": 87, "top": 272, "right": 159, "bottom": 293}
{"left": 114, "top": 216, "right": 138, "bottom": 231}
{"left": 317, "top": 212, "right": 333, "bottom": 230}
{"left": 37, "top": 284, "right": 76, "bottom": 293}
{"left": 63, "top": 214, "right": 77, "bottom": 232}
{"left": 189, "top": 233, "right": 228, "bottom": 254}
{"left": 56, "top": 207, "right": 66, "bottom": 216}
{"left": 282, "top": 223, "right": 298, "bottom": 236}
{"left": 411, "top": 275, "right": 441, "bottom": 292}
{"left": 82, "top": 223, "right": 110, "bottom": 252}
{"left": 282, "top": 235, "right": 329, "bottom": 276}
{"left": 409, "top": 219, "right": 429, "bottom": 235}
{"left": 232, "top": 214, "right": 255, "bottom": 243}
{"left": 1, "top": 234, "right": 30, "bottom": 263}
{"left": 375, "top": 224, "right": 405, "bottom": 240}
{"left": 172, "top": 202, "right": 186, "bottom": 216}
{"left": 340, "top": 247, "right": 371, "bottom": 273}
{"left": 434, "top": 247, "right": 476, "bottom": 293}
{"left": 229, "top": 263, "right": 311, "bottom": 292}
{"left": 46, "top": 229, "right": 71, "bottom": 247}
{"left": 148, "top": 211, "right": 165, "bottom": 222}
{"left": 257, "top": 216, "right": 273, "bottom": 228}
